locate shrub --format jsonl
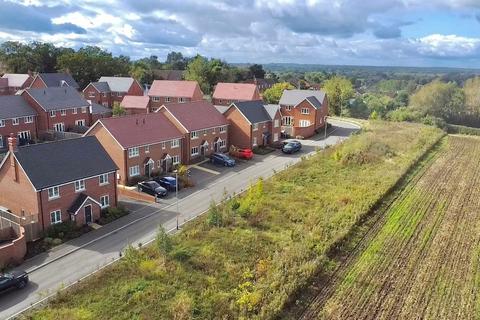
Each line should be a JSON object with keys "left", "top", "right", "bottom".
{"left": 171, "top": 246, "right": 194, "bottom": 262}
{"left": 98, "top": 205, "right": 129, "bottom": 225}
{"left": 44, "top": 221, "right": 81, "bottom": 240}
{"left": 155, "top": 226, "right": 172, "bottom": 256}
{"left": 207, "top": 201, "right": 223, "bottom": 227}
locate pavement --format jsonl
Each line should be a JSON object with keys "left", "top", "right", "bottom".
{"left": 0, "top": 119, "right": 359, "bottom": 319}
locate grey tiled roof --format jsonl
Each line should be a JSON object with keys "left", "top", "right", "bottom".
{"left": 90, "top": 102, "right": 111, "bottom": 115}
{"left": 232, "top": 100, "right": 271, "bottom": 124}
{"left": 264, "top": 104, "right": 281, "bottom": 120}
{"left": 279, "top": 89, "right": 326, "bottom": 109}
{"left": 14, "top": 136, "right": 117, "bottom": 190}
{"left": 38, "top": 73, "right": 79, "bottom": 89}
{"left": 26, "top": 87, "right": 89, "bottom": 111}
{"left": 98, "top": 77, "right": 135, "bottom": 92}
{"left": 0, "top": 96, "right": 36, "bottom": 119}
{"left": 91, "top": 82, "right": 111, "bottom": 93}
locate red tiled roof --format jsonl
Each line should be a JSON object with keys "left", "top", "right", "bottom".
{"left": 0, "top": 78, "right": 8, "bottom": 88}
{"left": 98, "top": 113, "right": 183, "bottom": 148}
{"left": 121, "top": 95, "right": 150, "bottom": 109}
{"left": 213, "top": 83, "right": 258, "bottom": 100}
{"left": 148, "top": 80, "right": 199, "bottom": 98}
{"left": 163, "top": 101, "right": 227, "bottom": 132}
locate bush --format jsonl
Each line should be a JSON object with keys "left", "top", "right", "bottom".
{"left": 335, "top": 138, "right": 395, "bottom": 165}
{"left": 98, "top": 205, "right": 129, "bottom": 225}
{"left": 44, "top": 221, "right": 82, "bottom": 240}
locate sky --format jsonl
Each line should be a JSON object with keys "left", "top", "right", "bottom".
{"left": 1, "top": 0, "right": 480, "bottom": 68}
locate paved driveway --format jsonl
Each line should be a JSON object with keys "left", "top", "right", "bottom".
{"left": 0, "top": 119, "right": 359, "bottom": 319}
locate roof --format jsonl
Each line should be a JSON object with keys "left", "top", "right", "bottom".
{"left": 121, "top": 95, "right": 150, "bottom": 110}
{"left": 213, "top": 83, "right": 258, "bottom": 101}
{"left": 26, "top": 87, "right": 89, "bottom": 111}
{"left": 214, "top": 105, "right": 229, "bottom": 114}
{"left": 163, "top": 101, "right": 227, "bottom": 132}
{"left": 68, "top": 194, "right": 100, "bottom": 214}
{"left": 154, "top": 70, "right": 184, "bottom": 81}
{"left": 90, "top": 102, "right": 111, "bottom": 115}
{"left": 98, "top": 77, "right": 136, "bottom": 92}
{"left": 0, "top": 96, "right": 37, "bottom": 119}
{"left": 95, "top": 112, "right": 183, "bottom": 148}
{"left": 37, "top": 73, "right": 79, "bottom": 89}
{"left": 0, "top": 78, "right": 7, "bottom": 88}
{"left": 13, "top": 136, "right": 117, "bottom": 190}
{"left": 231, "top": 100, "right": 272, "bottom": 124}
{"left": 279, "top": 89, "right": 326, "bottom": 109}
{"left": 264, "top": 104, "right": 281, "bottom": 120}
{"left": 91, "top": 81, "right": 110, "bottom": 93}
{"left": 148, "top": 80, "right": 199, "bottom": 98}
{"left": 1, "top": 74, "right": 31, "bottom": 87}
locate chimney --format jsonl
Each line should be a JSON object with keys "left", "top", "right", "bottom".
{"left": 8, "top": 134, "right": 19, "bottom": 182}
{"left": 8, "top": 134, "right": 17, "bottom": 153}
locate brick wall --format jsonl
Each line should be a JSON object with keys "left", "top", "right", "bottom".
{"left": 185, "top": 127, "right": 228, "bottom": 163}
{"left": 225, "top": 107, "right": 252, "bottom": 149}
{"left": 0, "top": 225, "right": 26, "bottom": 267}
{"left": 0, "top": 117, "right": 37, "bottom": 148}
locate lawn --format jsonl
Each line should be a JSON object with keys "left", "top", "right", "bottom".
{"left": 26, "top": 121, "right": 444, "bottom": 320}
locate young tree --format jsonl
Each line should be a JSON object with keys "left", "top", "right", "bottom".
{"left": 263, "top": 82, "right": 295, "bottom": 104}
{"left": 184, "top": 55, "right": 210, "bottom": 93}
{"left": 112, "top": 102, "right": 126, "bottom": 117}
{"left": 323, "top": 76, "right": 355, "bottom": 116}
{"left": 155, "top": 226, "right": 172, "bottom": 256}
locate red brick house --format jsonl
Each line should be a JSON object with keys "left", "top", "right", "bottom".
{"left": 21, "top": 87, "right": 92, "bottom": 137}
{"left": 244, "top": 78, "right": 275, "bottom": 93}
{"left": 223, "top": 100, "right": 281, "bottom": 149}
{"left": 158, "top": 101, "right": 228, "bottom": 164}
{"left": 148, "top": 80, "right": 204, "bottom": 110}
{"left": 30, "top": 73, "right": 80, "bottom": 90}
{"left": 85, "top": 113, "right": 184, "bottom": 186}
{"left": 0, "top": 96, "right": 38, "bottom": 150}
{"left": 0, "top": 74, "right": 33, "bottom": 95}
{"left": 279, "top": 89, "right": 329, "bottom": 138}
{"left": 120, "top": 96, "right": 151, "bottom": 115}
{"left": 83, "top": 77, "right": 144, "bottom": 108}
{"left": 212, "top": 83, "right": 261, "bottom": 106}
{"left": 0, "top": 136, "right": 118, "bottom": 234}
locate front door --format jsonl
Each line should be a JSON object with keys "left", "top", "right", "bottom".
{"left": 84, "top": 205, "right": 92, "bottom": 224}
{"left": 145, "top": 163, "right": 152, "bottom": 177}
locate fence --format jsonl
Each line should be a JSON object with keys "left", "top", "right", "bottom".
{"left": 41, "top": 130, "right": 83, "bottom": 141}
{"left": 0, "top": 209, "right": 42, "bottom": 241}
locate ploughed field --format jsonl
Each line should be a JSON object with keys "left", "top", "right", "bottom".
{"left": 298, "top": 135, "right": 480, "bottom": 320}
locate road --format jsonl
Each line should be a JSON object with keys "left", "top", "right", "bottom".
{"left": 0, "top": 119, "right": 359, "bottom": 319}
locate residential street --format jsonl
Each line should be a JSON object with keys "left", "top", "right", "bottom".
{"left": 0, "top": 119, "right": 359, "bottom": 319}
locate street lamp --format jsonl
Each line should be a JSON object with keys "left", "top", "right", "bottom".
{"left": 324, "top": 116, "right": 328, "bottom": 139}
{"left": 174, "top": 170, "right": 179, "bottom": 230}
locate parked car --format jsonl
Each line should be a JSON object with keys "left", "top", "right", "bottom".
{"left": 138, "top": 181, "right": 168, "bottom": 197}
{"left": 282, "top": 140, "right": 302, "bottom": 154}
{"left": 230, "top": 146, "right": 253, "bottom": 160}
{"left": 0, "top": 270, "right": 29, "bottom": 292}
{"left": 154, "top": 176, "right": 179, "bottom": 191}
{"left": 211, "top": 153, "right": 236, "bottom": 167}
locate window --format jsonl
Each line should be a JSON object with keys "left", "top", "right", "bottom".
{"left": 191, "top": 131, "right": 198, "bottom": 139}
{"left": 129, "top": 165, "right": 140, "bottom": 177}
{"left": 50, "top": 110, "right": 56, "bottom": 117}
{"left": 299, "top": 120, "right": 311, "bottom": 127}
{"left": 179, "top": 97, "right": 186, "bottom": 103}
{"left": 103, "top": 102, "right": 108, "bottom": 107}
{"left": 0, "top": 135, "right": 3, "bottom": 148}
{"left": 72, "top": 108, "right": 77, "bottom": 114}
{"left": 88, "top": 92, "right": 95, "bottom": 98}
{"left": 157, "top": 160, "right": 161, "bottom": 168}
{"left": 161, "top": 142, "right": 166, "bottom": 149}
{"left": 48, "top": 186, "right": 60, "bottom": 200}
{"left": 99, "top": 173, "right": 109, "bottom": 185}
{"left": 81, "top": 107, "right": 87, "bottom": 113}
{"left": 165, "top": 97, "right": 171, "bottom": 102}
{"left": 273, "top": 133, "right": 279, "bottom": 142}
{"left": 116, "top": 92, "right": 122, "bottom": 97}
{"left": 301, "top": 108, "right": 310, "bottom": 115}
{"left": 24, "top": 116, "right": 33, "bottom": 124}
{"left": 285, "top": 105, "right": 292, "bottom": 111}
{"left": 274, "top": 119, "right": 279, "bottom": 128}
{"left": 102, "top": 92, "right": 107, "bottom": 97}
{"left": 152, "top": 96, "right": 160, "bottom": 102}
{"left": 282, "top": 116, "right": 293, "bottom": 126}
{"left": 252, "top": 123, "right": 258, "bottom": 131}
{"left": 60, "top": 109, "right": 67, "bottom": 116}
{"left": 128, "top": 147, "right": 139, "bottom": 158}
{"left": 75, "top": 119, "right": 86, "bottom": 127}
{"left": 17, "top": 131, "right": 31, "bottom": 141}
{"left": 253, "top": 137, "right": 258, "bottom": 146}
{"left": 12, "top": 118, "right": 19, "bottom": 125}
{"left": 50, "top": 210, "right": 62, "bottom": 224}
{"left": 191, "top": 146, "right": 199, "bottom": 156}
{"left": 219, "top": 140, "right": 226, "bottom": 148}
{"left": 0, "top": 119, "right": 4, "bottom": 127}
{"left": 75, "top": 179, "right": 86, "bottom": 192}
{"left": 172, "top": 155, "right": 180, "bottom": 165}
{"left": 219, "top": 126, "right": 226, "bottom": 133}
{"left": 203, "top": 129, "right": 208, "bottom": 136}
{"left": 100, "top": 195, "right": 110, "bottom": 208}
{"left": 171, "top": 139, "right": 180, "bottom": 148}
{"left": 145, "top": 145, "right": 150, "bottom": 153}
{"left": 53, "top": 123, "right": 65, "bottom": 132}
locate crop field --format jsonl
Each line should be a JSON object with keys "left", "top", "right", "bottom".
{"left": 297, "top": 135, "right": 480, "bottom": 320}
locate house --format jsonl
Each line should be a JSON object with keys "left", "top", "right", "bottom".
{"left": 279, "top": 89, "right": 329, "bottom": 138}
{"left": 158, "top": 101, "right": 228, "bottom": 164}
{"left": 0, "top": 136, "right": 118, "bottom": 234}
{"left": 120, "top": 96, "right": 151, "bottom": 115}
{"left": 0, "top": 96, "right": 37, "bottom": 150}
{"left": 0, "top": 74, "right": 34, "bottom": 95}
{"left": 83, "top": 77, "right": 144, "bottom": 108}
{"left": 212, "top": 83, "right": 261, "bottom": 106}
{"left": 148, "top": 80, "right": 204, "bottom": 110}
{"left": 244, "top": 78, "right": 275, "bottom": 93}
{"left": 85, "top": 113, "right": 184, "bottom": 186}
{"left": 224, "top": 100, "right": 281, "bottom": 149}
{"left": 21, "top": 87, "right": 92, "bottom": 136}
{"left": 30, "top": 73, "right": 80, "bottom": 90}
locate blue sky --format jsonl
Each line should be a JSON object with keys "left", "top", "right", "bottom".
{"left": 0, "top": 0, "right": 480, "bottom": 68}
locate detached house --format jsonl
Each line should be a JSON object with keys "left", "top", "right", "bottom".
{"left": 83, "top": 77, "right": 144, "bottom": 108}
{"left": 224, "top": 100, "right": 281, "bottom": 149}
{"left": 0, "top": 96, "right": 37, "bottom": 149}
{"left": 279, "top": 89, "right": 328, "bottom": 138}
{"left": 21, "top": 87, "right": 92, "bottom": 136}
{"left": 212, "top": 83, "right": 261, "bottom": 106}
{"left": 0, "top": 74, "right": 34, "bottom": 95}
{"left": 0, "top": 136, "right": 117, "bottom": 233}
{"left": 148, "top": 80, "right": 204, "bottom": 110}
{"left": 30, "top": 73, "right": 80, "bottom": 90}
{"left": 120, "top": 96, "right": 151, "bottom": 115}
{"left": 158, "top": 101, "right": 228, "bottom": 164}
{"left": 85, "top": 113, "right": 184, "bottom": 185}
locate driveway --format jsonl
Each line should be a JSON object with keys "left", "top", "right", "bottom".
{"left": 0, "top": 119, "right": 359, "bottom": 319}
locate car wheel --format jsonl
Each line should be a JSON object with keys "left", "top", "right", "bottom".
{"left": 16, "top": 280, "right": 27, "bottom": 289}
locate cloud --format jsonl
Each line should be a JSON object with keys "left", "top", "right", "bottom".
{"left": 413, "top": 34, "right": 480, "bottom": 58}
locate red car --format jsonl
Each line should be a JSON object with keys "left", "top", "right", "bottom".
{"left": 230, "top": 148, "right": 253, "bottom": 160}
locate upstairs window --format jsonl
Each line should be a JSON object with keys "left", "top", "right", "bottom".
{"left": 128, "top": 147, "right": 139, "bottom": 158}
{"left": 191, "top": 131, "right": 198, "bottom": 139}
{"left": 72, "top": 108, "right": 78, "bottom": 114}
{"left": 152, "top": 96, "right": 160, "bottom": 102}
{"left": 165, "top": 97, "right": 171, "bottom": 102}
{"left": 75, "top": 179, "right": 86, "bottom": 192}
{"left": 99, "top": 173, "right": 109, "bottom": 185}
{"left": 0, "top": 119, "right": 4, "bottom": 127}
{"left": 219, "top": 126, "right": 226, "bottom": 133}
{"left": 12, "top": 118, "right": 19, "bottom": 126}
{"left": 171, "top": 139, "right": 180, "bottom": 148}
{"left": 252, "top": 123, "right": 258, "bottom": 131}
{"left": 60, "top": 109, "right": 67, "bottom": 116}
{"left": 50, "top": 110, "right": 56, "bottom": 117}
{"left": 48, "top": 186, "right": 60, "bottom": 200}
{"left": 24, "top": 116, "right": 34, "bottom": 124}
{"left": 81, "top": 107, "right": 87, "bottom": 113}
{"left": 301, "top": 108, "right": 310, "bottom": 115}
